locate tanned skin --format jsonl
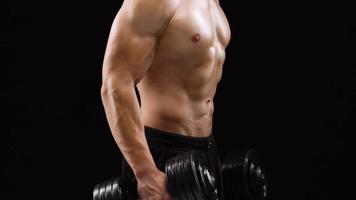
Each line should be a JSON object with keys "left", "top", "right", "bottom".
{"left": 101, "top": 0, "right": 230, "bottom": 199}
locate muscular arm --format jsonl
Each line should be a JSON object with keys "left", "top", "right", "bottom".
{"left": 101, "top": 0, "right": 177, "bottom": 178}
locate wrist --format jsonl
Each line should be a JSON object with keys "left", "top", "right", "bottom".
{"left": 133, "top": 163, "right": 158, "bottom": 180}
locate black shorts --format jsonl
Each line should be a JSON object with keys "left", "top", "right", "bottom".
{"left": 120, "top": 126, "right": 221, "bottom": 184}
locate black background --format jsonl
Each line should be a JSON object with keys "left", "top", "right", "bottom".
{"left": 3, "top": 0, "right": 354, "bottom": 199}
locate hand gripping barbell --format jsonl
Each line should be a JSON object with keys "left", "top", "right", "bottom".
{"left": 93, "top": 149, "right": 267, "bottom": 200}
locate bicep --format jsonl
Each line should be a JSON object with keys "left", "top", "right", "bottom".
{"left": 102, "top": 12, "right": 157, "bottom": 85}
{"left": 102, "top": 0, "right": 176, "bottom": 85}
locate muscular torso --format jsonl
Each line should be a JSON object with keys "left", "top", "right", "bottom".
{"left": 137, "top": 0, "right": 231, "bottom": 136}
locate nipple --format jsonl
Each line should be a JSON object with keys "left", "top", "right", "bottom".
{"left": 191, "top": 34, "right": 201, "bottom": 43}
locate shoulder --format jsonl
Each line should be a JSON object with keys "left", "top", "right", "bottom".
{"left": 125, "top": 0, "right": 179, "bottom": 12}
{"left": 120, "top": 0, "right": 179, "bottom": 35}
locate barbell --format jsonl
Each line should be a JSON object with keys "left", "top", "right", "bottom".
{"left": 93, "top": 149, "right": 267, "bottom": 200}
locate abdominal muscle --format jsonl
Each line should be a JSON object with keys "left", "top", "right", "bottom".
{"left": 137, "top": 69, "right": 217, "bottom": 137}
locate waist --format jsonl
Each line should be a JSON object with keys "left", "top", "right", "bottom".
{"left": 141, "top": 98, "right": 214, "bottom": 136}
{"left": 144, "top": 126, "right": 216, "bottom": 152}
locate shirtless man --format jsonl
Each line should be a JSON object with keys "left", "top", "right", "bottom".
{"left": 100, "top": 0, "right": 231, "bottom": 199}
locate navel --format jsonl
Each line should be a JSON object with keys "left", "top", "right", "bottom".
{"left": 191, "top": 34, "right": 201, "bottom": 43}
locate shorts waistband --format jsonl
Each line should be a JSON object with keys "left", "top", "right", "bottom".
{"left": 144, "top": 126, "right": 215, "bottom": 151}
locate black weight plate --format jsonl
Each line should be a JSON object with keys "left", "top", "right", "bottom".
{"left": 256, "top": 164, "right": 267, "bottom": 199}
{"left": 213, "top": 153, "right": 222, "bottom": 200}
{"left": 111, "top": 178, "right": 120, "bottom": 200}
{"left": 196, "top": 153, "right": 211, "bottom": 199}
{"left": 93, "top": 183, "right": 101, "bottom": 200}
{"left": 179, "top": 154, "right": 193, "bottom": 200}
{"left": 105, "top": 178, "right": 113, "bottom": 200}
{"left": 177, "top": 155, "right": 189, "bottom": 200}
{"left": 173, "top": 156, "right": 187, "bottom": 200}
{"left": 165, "top": 161, "right": 174, "bottom": 197}
{"left": 243, "top": 150, "right": 267, "bottom": 200}
{"left": 193, "top": 152, "right": 208, "bottom": 198}
{"left": 105, "top": 179, "right": 113, "bottom": 200}
{"left": 99, "top": 184, "right": 106, "bottom": 200}
{"left": 243, "top": 150, "right": 255, "bottom": 185}
{"left": 170, "top": 157, "right": 180, "bottom": 200}
{"left": 166, "top": 158, "right": 180, "bottom": 200}
{"left": 202, "top": 154, "right": 218, "bottom": 200}
{"left": 171, "top": 158, "right": 182, "bottom": 200}
{"left": 181, "top": 153, "right": 197, "bottom": 200}
{"left": 251, "top": 165, "right": 264, "bottom": 195}
{"left": 206, "top": 156, "right": 218, "bottom": 200}
{"left": 190, "top": 152, "right": 205, "bottom": 198}
{"left": 249, "top": 161, "right": 260, "bottom": 195}
{"left": 186, "top": 153, "right": 206, "bottom": 200}
{"left": 187, "top": 152, "right": 204, "bottom": 200}
{"left": 244, "top": 150, "right": 256, "bottom": 198}
{"left": 212, "top": 156, "right": 223, "bottom": 200}
{"left": 223, "top": 151, "right": 244, "bottom": 199}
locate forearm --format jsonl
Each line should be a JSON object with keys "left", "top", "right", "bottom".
{"left": 101, "top": 82, "right": 156, "bottom": 177}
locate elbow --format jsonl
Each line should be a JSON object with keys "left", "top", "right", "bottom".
{"left": 100, "top": 85, "right": 110, "bottom": 99}
{"left": 100, "top": 83, "right": 117, "bottom": 100}
{"left": 100, "top": 84, "right": 119, "bottom": 105}
{"left": 100, "top": 77, "right": 135, "bottom": 100}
